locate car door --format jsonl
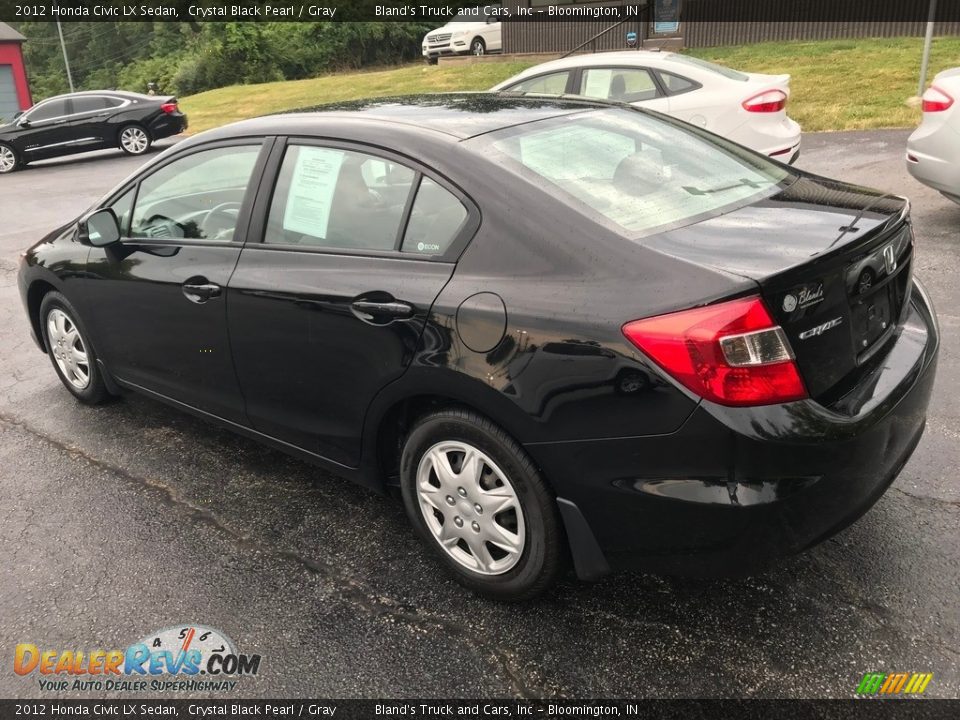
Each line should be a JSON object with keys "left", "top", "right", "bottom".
{"left": 227, "top": 140, "right": 476, "bottom": 468}
{"left": 65, "top": 95, "right": 116, "bottom": 150}
{"left": 16, "top": 98, "right": 77, "bottom": 160}
{"left": 83, "top": 139, "right": 271, "bottom": 424}
{"left": 576, "top": 66, "right": 671, "bottom": 114}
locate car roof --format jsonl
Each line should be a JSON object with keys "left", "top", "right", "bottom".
{"left": 203, "top": 92, "right": 614, "bottom": 142}
{"left": 37, "top": 90, "right": 159, "bottom": 103}
{"left": 506, "top": 50, "right": 680, "bottom": 73}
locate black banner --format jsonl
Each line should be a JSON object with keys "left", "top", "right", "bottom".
{"left": 1, "top": 0, "right": 960, "bottom": 24}
{"left": 1, "top": 700, "right": 959, "bottom": 719}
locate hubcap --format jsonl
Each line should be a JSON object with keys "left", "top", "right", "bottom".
{"left": 416, "top": 441, "right": 525, "bottom": 575}
{"left": 0, "top": 146, "right": 15, "bottom": 172}
{"left": 473, "top": 42, "right": 484, "bottom": 55}
{"left": 46, "top": 308, "right": 90, "bottom": 390}
{"left": 121, "top": 128, "right": 148, "bottom": 154}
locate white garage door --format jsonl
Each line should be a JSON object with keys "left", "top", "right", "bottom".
{"left": 0, "top": 65, "right": 20, "bottom": 122}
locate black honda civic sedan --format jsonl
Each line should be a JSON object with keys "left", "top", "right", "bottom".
{"left": 0, "top": 90, "right": 187, "bottom": 173}
{"left": 17, "top": 94, "right": 938, "bottom": 600}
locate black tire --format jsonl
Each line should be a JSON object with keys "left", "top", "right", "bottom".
{"left": 425, "top": 56, "right": 439, "bottom": 65}
{"left": 118, "top": 124, "right": 152, "bottom": 156}
{"left": 471, "top": 38, "right": 486, "bottom": 56}
{"left": 0, "top": 142, "right": 20, "bottom": 174}
{"left": 39, "top": 291, "right": 110, "bottom": 405}
{"left": 400, "top": 408, "right": 564, "bottom": 600}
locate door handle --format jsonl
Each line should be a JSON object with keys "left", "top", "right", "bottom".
{"left": 182, "top": 281, "right": 222, "bottom": 304}
{"left": 350, "top": 299, "right": 415, "bottom": 323}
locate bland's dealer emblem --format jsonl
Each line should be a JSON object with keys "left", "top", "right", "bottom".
{"left": 782, "top": 283, "right": 824, "bottom": 313}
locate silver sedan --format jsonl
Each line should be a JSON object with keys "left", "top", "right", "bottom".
{"left": 907, "top": 67, "right": 960, "bottom": 204}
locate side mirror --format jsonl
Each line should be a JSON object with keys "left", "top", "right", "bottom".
{"left": 16, "top": 117, "right": 29, "bottom": 128}
{"left": 78, "top": 208, "right": 121, "bottom": 247}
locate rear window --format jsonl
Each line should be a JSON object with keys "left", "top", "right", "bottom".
{"left": 469, "top": 108, "right": 792, "bottom": 236}
{"left": 664, "top": 54, "right": 749, "bottom": 82}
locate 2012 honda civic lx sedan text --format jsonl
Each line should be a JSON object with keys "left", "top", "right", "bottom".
{"left": 18, "top": 95, "right": 939, "bottom": 600}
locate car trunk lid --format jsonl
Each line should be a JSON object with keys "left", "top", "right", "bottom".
{"left": 644, "top": 175, "right": 914, "bottom": 401}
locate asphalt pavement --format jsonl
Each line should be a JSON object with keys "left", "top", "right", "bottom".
{"left": 0, "top": 132, "right": 957, "bottom": 699}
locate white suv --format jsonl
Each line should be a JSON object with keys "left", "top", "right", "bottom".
{"left": 422, "top": 5, "right": 502, "bottom": 63}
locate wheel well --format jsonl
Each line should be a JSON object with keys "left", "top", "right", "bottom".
{"left": 376, "top": 395, "right": 459, "bottom": 485}
{"left": 27, "top": 280, "right": 57, "bottom": 352}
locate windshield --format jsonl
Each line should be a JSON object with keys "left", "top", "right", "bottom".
{"left": 664, "top": 54, "right": 749, "bottom": 81}
{"left": 469, "top": 108, "right": 793, "bottom": 237}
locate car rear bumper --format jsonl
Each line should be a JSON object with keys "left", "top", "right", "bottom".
{"left": 528, "top": 281, "right": 939, "bottom": 579}
{"left": 906, "top": 124, "right": 960, "bottom": 197}
{"left": 733, "top": 116, "right": 802, "bottom": 162}
{"left": 148, "top": 112, "right": 188, "bottom": 140}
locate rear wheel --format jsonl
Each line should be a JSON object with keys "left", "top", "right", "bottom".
{"left": 118, "top": 125, "right": 151, "bottom": 155}
{"left": 0, "top": 143, "right": 19, "bottom": 173}
{"left": 400, "top": 408, "right": 563, "bottom": 600}
{"left": 40, "top": 292, "right": 109, "bottom": 405}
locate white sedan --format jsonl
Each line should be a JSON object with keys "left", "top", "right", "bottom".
{"left": 491, "top": 51, "right": 802, "bottom": 162}
{"left": 907, "top": 68, "right": 960, "bottom": 204}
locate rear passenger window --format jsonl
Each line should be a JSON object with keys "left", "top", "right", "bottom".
{"left": 402, "top": 178, "right": 467, "bottom": 256}
{"left": 657, "top": 71, "right": 697, "bottom": 95}
{"left": 580, "top": 68, "right": 660, "bottom": 103}
{"left": 266, "top": 145, "right": 415, "bottom": 252}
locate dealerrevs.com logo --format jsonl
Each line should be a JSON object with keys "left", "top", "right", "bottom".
{"left": 855, "top": 672, "right": 933, "bottom": 696}
{"left": 14, "top": 624, "right": 261, "bottom": 693}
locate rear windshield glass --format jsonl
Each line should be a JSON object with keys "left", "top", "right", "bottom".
{"left": 664, "top": 54, "right": 749, "bottom": 81}
{"left": 470, "top": 108, "right": 792, "bottom": 237}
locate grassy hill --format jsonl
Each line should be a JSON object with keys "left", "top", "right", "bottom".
{"left": 180, "top": 36, "right": 960, "bottom": 135}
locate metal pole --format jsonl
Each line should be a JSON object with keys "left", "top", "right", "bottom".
{"left": 56, "top": 21, "right": 74, "bottom": 93}
{"left": 917, "top": 0, "right": 938, "bottom": 96}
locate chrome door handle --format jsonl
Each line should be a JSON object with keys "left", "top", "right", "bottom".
{"left": 182, "top": 282, "right": 222, "bottom": 304}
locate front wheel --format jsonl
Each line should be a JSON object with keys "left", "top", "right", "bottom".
{"left": 0, "top": 143, "right": 19, "bottom": 173}
{"left": 400, "top": 408, "right": 564, "bottom": 600}
{"left": 118, "top": 125, "right": 151, "bottom": 155}
{"left": 471, "top": 38, "right": 486, "bottom": 56}
{"left": 40, "top": 291, "right": 110, "bottom": 405}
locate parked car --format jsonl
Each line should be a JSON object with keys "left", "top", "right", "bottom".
{"left": 18, "top": 95, "right": 937, "bottom": 600}
{"left": 422, "top": 5, "right": 501, "bottom": 63}
{"left": 906, "top": 68, "right": 959, "bottom": 204}
{"left": 491, "top": 50, "right": 802, "bottom": 161}
{"left": 0, "top": 90, "right": 187, "bottom": 174}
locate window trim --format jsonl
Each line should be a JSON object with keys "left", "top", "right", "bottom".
{"left": 248, "top": 136, "right": 480, "bottom": 263}
{"left": 100, "top": 137, "right": 275, "bottom": 249}
{"left": 653, "top": 69, "right": 703, "bottom": 97}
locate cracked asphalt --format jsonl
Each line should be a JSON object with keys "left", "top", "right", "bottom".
{"left": 0, "top": 131, "right": 957, "bottom": 700}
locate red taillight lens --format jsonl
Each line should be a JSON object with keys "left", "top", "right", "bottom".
{"left": 622, "top": 297, "right": 807, "bottom": 407}
{"left": 742, "top": 89, "right": 787, "bottom": 113}
{"left": 160, "top": 102, "right": 178, "bottom": 114}
{"left": 921, "top": 86, "right": 954, "bottom": 113}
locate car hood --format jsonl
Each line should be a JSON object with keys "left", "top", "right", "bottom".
{"left": 643, "top": 173, "right": 906, "bottom": 280}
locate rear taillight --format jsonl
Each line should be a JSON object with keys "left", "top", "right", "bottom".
{"left": 742, "top": 89, "right": 787, "bottom": 113}
{"left": 622, "top": 296, "right": 807, "bottom": 407}
{"left": 160, "top": 102, "right": 178, "bottom": 114}
{"left": 921, "top": 86, "right": 954, "bottom": 113}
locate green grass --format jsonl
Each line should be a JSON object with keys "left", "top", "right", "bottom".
{"left": 180, "top": 36, "right": 960, "bottom": 135}
{"left": 687, "top": 36, "right": 960, "bottom": 132}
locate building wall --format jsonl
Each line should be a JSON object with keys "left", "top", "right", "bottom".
{"left": 0, "top": 42, "right": 32, "bottom": 110}
{"left": 503, "top": 1, "right": 960, "bottom": 53}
